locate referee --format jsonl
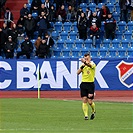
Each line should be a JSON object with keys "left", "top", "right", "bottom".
{"left": 77, "top": 53, "right": 96, "bottom": 120}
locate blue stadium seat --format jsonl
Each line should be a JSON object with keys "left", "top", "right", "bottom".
{"left": 130, "top": 40, "right": 133, "bottom": 48}
{"left": 127, "top": 48, "right": 133, "bottom": 57}
{"left": 118, "top": 21, "right": 127, "bottom": 32}
{"left": 80, "top": 49, "right": 89, "bottom": 57}
{"left": 72, "top": 48, "right": 81, "bottom": 58}
{"left": 124, "top": 30, "right": 132, "bottom": 40}
{"left": 51, "top": 31, "right": 59, "bottom": 40}
{"left": 80, "top": 3, "right": 87, "bottom": 8}
{"left": 63, "top": 22, "right": 72, "bottom": 32}
{"left": 115, "top": 2, "right": 120, "bottom": 13}
{"left": 112, "top": 39, "right": 121, "bottom": 49}
{"left": 52, "top": 49, "right": 61, "bottom": 58}
{"left": 60, "top": 31, "right": 68, "bottom": 40}
{"left": 127, "top": 21, "right": 133, "bottom": 30}
{"left": 56, "top": 39, "right": 65, "bottom": 49}
{"left": 74, "top": 39, "right": 84, "bottom": 49}
{"left": 65, "top": 39, "right": 74, "bottom": 49}
{"left": 107, "top": 3, "right": 114, "bottom": 13}
{"left": 89, "top": 3, "right": 96, "bottom": 12}
{"left": 102, "top": 39, "right": 111, "bottom": 49}
{"left": 110, "top": 0, "right": 117, "bottom": 4}
{"left": 117, "top": 48, "right": 126, "bottom": 57}
{"left": 31, "top": 39, "right": 36, "bottom": 45}
{"left": 72, "top": 21, "right": 78, "bottom": 32}
{"left": 98, "top": 3, "right": 104, "bottom": 9}
{"left": 121, "top": 39, "right": 130, "bottom": 48}
{"left": 32, "top": 12, "right": 38, "bottom": 19}
{"left": 90, "top": 48, "right": 98, "bottom": 57}
{"left": 27, "top": 3, "right": 31, "bottom": 10}
{"left": 54, "top": 22, "right": 63, "bottom": 32}
{"left": 115, "top": 31, "right": 123, "bottom": 40}
{"left": 62, "top": 49, "right": 71, "bottom": 58}
{"left": 69, "top": 31, "right": 77, "bottom": 40}
{"left": 108, "top": 49, "right": 117, "bottom": 57}
{"left": 84, "top": 39, "right": 92, "bottom": 49}
{"left": 113, "top": 12, "right": 120, "bottom": 21}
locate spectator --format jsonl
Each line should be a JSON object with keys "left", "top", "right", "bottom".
{"left": 78, "top": 12, "right": 87, "bottom": 40}
{"left": 89, "top": 24, "right": 100, "bottom": 47}
{"left": 48, "top": 5, "right": 56, "bottom": 22}
{"left": 44, "top": 0, "right": 51, "bottom": 10}
{"left": 104, "top": 13, "right": 116, "bottom": 40}
{"left": 119, "top": 0, "right": 129, "bottom": 22}
{"left": 20, "top": 3, "right": 29, "bottom": 19}
{"left": 96, "top": 7, "right": 102, "bottom": 21}
{"left": 24, "top": 13, "right": 36, "bottom": 39}
{"left": 56, "top": 4, "right": 66, "bottom": 22}
{"left": 16, "top": 16, "right": 25, "bottom": 36}
{"left": 0, "top": 0, "right": 6, "bottom": 18}
{"left": 54, "top": 0, "right": 64, "bottom": 10}
{"left": 38, "top": 4, "right": 48, "bottom": 16}
{"left": 100, "top": 5, "right": 110, "bottom": 21}
{"left": 89, "top": 12, "right": 101, "bottom": 28}
{"left": 38, "top": 11, "right": 48, "bottom": 39}
{"left": 16, "top": 36, "right": 33, "bottom": 59}
{"left": 37, "top": 39, "right": 49, "bottom": 58}
{"left": 77, "top": 7, "right": 83, "bottom": 21}
{"left": 4, "top": 7, "right": 14, "bottom": 28}
{"left": 85, "top": 7, "right": 92, "bottom": 27}
{"left": 30, "top": 0, "right": 42, "bottom": 13}
{"left": 44, "top": 33, "right": 54, "bottom": 58}
{"left": 0, "top": 28, "right": 6, "bottom": 56}
{"left": 66, "top": 5, "right": 76, "bottom": 22}
{"left": 128, "top": 0, "right": 133, "bottom": 21}
{"left": 2, "top": 23, "right": 9, "bottom": 38}
{"left": 34, "top": 36, "right": 42, "bottom": 56}
{"left": 8, "top": 23, "right": 18, "bottom": 48}
{"left": 4, "top": 36, "right": 15, "bottom": 59}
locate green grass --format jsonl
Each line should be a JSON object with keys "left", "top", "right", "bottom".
{"left": 0, "top": 98, "right": 133, "bottom": 133}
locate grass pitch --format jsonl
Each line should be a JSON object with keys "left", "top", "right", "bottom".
{"left": 0, "top": 98, "right": 133, "bottom": 133}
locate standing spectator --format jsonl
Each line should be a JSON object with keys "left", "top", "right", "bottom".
{"left": 20, "top": 4, "right": 29, "bottom": 19}
{"left": 119, "top": 0, "right": 129, "bottom": 22}
{"left": 128, "top": 0, "right": 133, "bottom": 21}
{"left": 4, "top": 36, "right": 15, "bottom": 59}
{"left": 0, "top": 28, "right": 6, "bottom": 56}
{"left": 54, "top": 0, "right": 64, "bottom": 10}
{"left": 77, "top": 7, "right": 83, "bottom": 21}
{"left": 48, "top": 5, "right": 56, "bottom": 22}
{"left": 4, "top": 7, "right": 13, "bottom": 28}
{"left": 16, "top": 16, "right": 25, "bottom": 36}
{"left": 104, "top": 13, "right": 116, "bottom": 39}
{"left": 38, "top": 4, "right": 48, "bottom": 16}
{"left": 78, "top": 12, "right": 87, "bottom": 40}
{"left": 89, "top": 24, "right": 100, "bottom": 47}
{"left": 8, "top": 23, "right": 18, "bottom": 47}
{"left": 44, "top": 0, "right": 51, "bottom": 10}
{"left": 89, "top": 12, "right": 101, "bottom": 28}
{"left": 34, "top": 36, "right": 42, "bottom": 56}
{"left": 2, "top": 23, "right": 9, "bottom": 38}
{"left": 100, "top": 5, "right": 110, "bottom": 21}
{"left": 56, "top": 4, "right": 66, "bottom": 22}
{"left": 85, "top": 7, "right": 92, "bottom": 27}
{"left": 37, "top": 39, "right": 49, "bottom": 58}
{"left": 16, "top": 36, "right": 33, "bottom": 59}
{"left": 96, "top": 7, "right": 102, "bottom": 21}
{"left": 24, "top": 13, "right": 36, "bottom": 39}
{"left": 30, "top": 0, "right": 42, "bottom": 13}
{"left": 38, "top": 11, "right": 48, "bottom": 39}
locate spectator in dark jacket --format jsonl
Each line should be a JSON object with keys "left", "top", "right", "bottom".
{"left": 17, "top": 36, "right": 33, "bottom": 59}
{"left": 77, "top": 7, "right": 83, "bottom": 21}
{"left": 128, "top": 0, "right": 133, "bottom": 21}
{"left": 56, "top": 4, "right": 66, "bottom": 22}
{"left": 38, "top": 11, "right": 48, "bottom": 39}
{"left": 24, "top": 13, "right": 36, "bottom": 39}
{"left": 2, "top": 23, "right": 9, "bottom": 38}
{"left": 48, "top": 5, "right": 56, "bottom": 22}
{"left": 44, "top": 0, "right": 51, "bottom": 10}
{"left": 100, "top": 5, "right": 110, "bottom": 21}
{"left": 37, "top": 39, "right": 49, "bottom": 58}
{"left": 30, "top": 0, "right": 42, "bottom": 13}
{"left": 20, "top": 4, "right": 29, "bottom": 18}
{"left": 90, "top": 24, "right": 100, "bottom": 47}
{"left": 4, "top": 36, "right": 15, "bottom": 59}
{"left": 78, "top": 12, "right": 87, "bottom": 40}
{"left": 104, "top": 13, "right": 116, "bottom": 40}
{"left": 0, "top": 28, "right": 6, "bottom": 56}
{"left": 4, "top": 7, "right": 13, "bottom": 28}
{"left": 38, "top": 3, "right": 48, "bottom": 16}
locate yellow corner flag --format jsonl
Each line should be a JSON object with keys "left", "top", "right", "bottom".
{"left": 36, "top": 64, "right": 41, "bottom": 99}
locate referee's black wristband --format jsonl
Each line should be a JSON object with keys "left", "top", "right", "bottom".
{"left": 84, "top": 61, "right": 87, "bottom": 65}
{"left": 80, "top": 65, "right": 85, "bottom": 69}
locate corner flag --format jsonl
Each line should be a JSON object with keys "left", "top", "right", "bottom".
{"left": 36, "top": 64, "right": 41, "bottom": 99}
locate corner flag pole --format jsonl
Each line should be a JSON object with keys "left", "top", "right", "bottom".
{"left": 37, "top": 64, "right": 41, "bottom": 99}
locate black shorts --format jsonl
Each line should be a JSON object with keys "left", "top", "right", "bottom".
{"left": 80, "top": 82, "right": 95, "bottom": 99}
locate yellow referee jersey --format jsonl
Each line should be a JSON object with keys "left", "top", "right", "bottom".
{"left": 81, "top": 61, "right": 96, "bottom": 82}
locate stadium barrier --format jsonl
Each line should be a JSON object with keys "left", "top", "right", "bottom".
{"left": 0, "top": 58, "right": 133, "bottom": 90}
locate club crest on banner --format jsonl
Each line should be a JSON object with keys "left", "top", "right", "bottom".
{"left": 116, "top": 60, "right": 133, "bottom": 88}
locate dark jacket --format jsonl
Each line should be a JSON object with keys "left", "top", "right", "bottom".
{"left": 38, "top": 16, "right": 48, "bottom": 29}
{"left": 8, "top": 28, "right": 18, "bottom": 43}
{"left": 21, "top": 40, "right": 33, "bottom": 53}
{"left": 38, "top": 42, "right": 49, "bottom": 56}
{"left": 24, "top": 17, "right": 36, "bottom": 31}
{"left": 56, "top": 8, "right": 66, "bottom": 19}
{"left": 78, "top": 16, "right": 87, "bottom": 30}
{"left": 89, "top": 16, "right": 101, "bottom": 28}
{"left": 0, "top": 30, "right": 6, "bottom": 46}
{"left": 20, "top": 7, "right": 29, "bottom": 17}
{"left": 90, "top": 26, "right": 100, "bottom": 37}
{"left": 104, "top": 17, "right": 116, "bottom": 31}
{"left": 45, "top": 37, "right": 54, "bottom": 48}
{"left": 31, "top": 0, "right": 42, "bottom": 10}
{"left": 5, "top": 41, "right": 15, "bottom": 52}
